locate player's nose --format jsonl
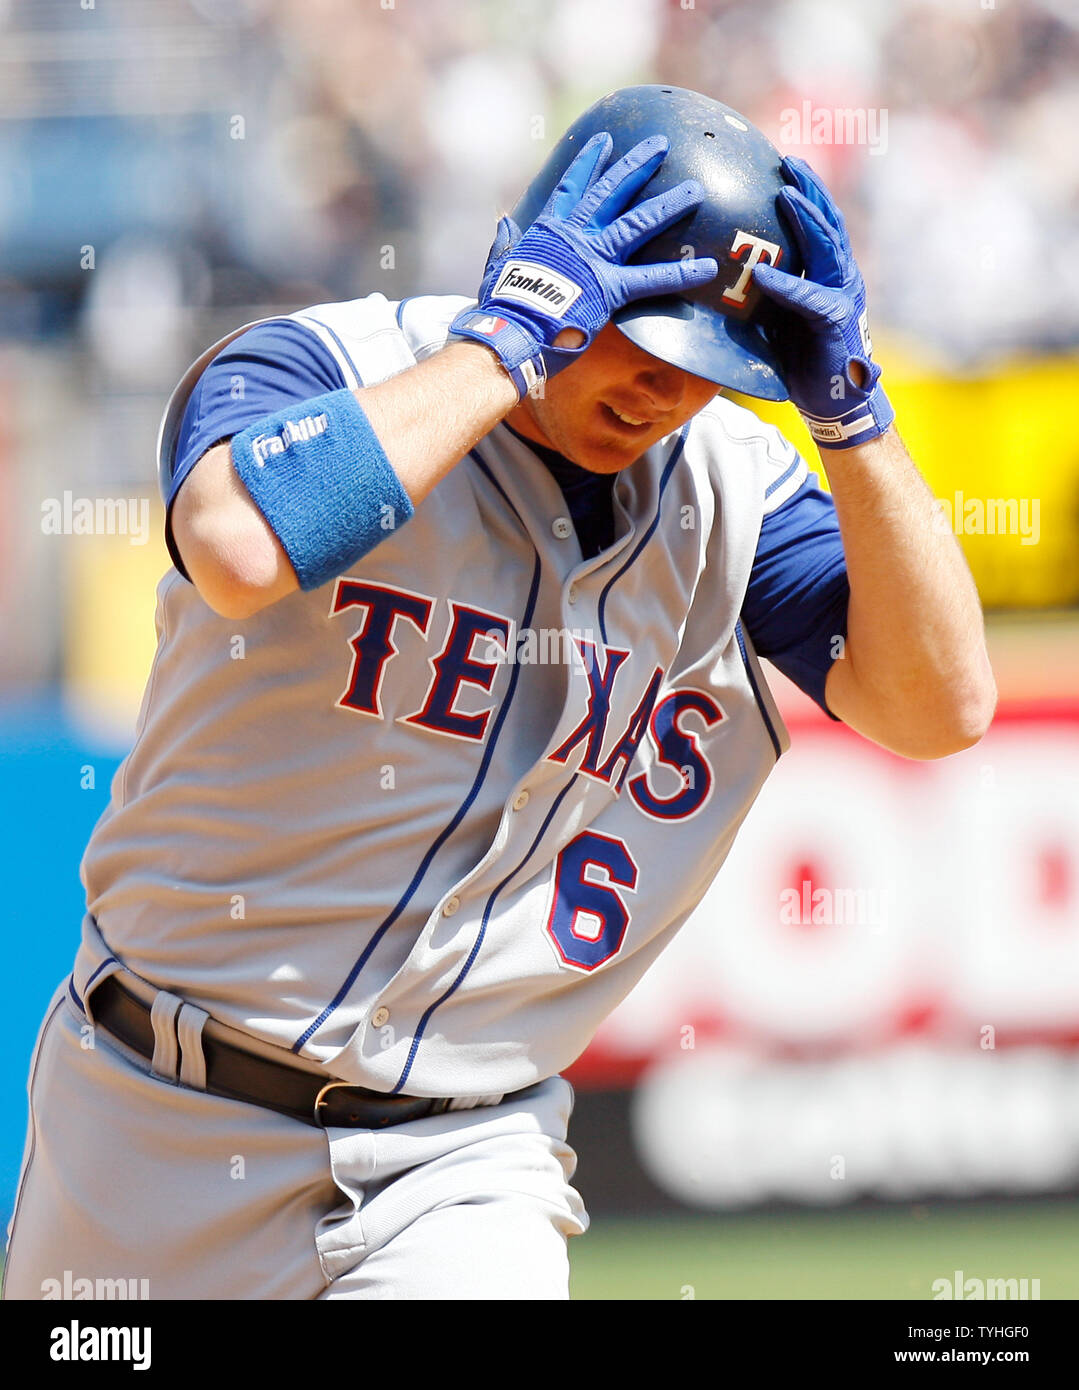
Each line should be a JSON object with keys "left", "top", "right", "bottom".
{"left": 631, "top": 359, "right": 687, "bottom": 414}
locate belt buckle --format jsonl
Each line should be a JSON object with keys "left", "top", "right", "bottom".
{"left": 313, "top": 1080, "right": 357, "bottom": 1129}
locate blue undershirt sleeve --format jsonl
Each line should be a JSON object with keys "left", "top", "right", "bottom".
{"left": 741, "top": 475, "right": 850, "bottom": 719}
{"left": 164, "top": 318, "right": 349, "bottom": 580}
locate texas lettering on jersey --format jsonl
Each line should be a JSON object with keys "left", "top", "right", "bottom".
{"left": 330, "top": 576, "right": 719, "bottom": 820}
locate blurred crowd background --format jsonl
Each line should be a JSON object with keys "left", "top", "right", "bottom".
{"left": 2, "top": 0, "right": 1078, "bottom": 720}
{"left": 5, "top": 0, "right": 1079, "bottom": 354}
{"left": 2, "top": 0, "right": 1079, "bottom": 1297}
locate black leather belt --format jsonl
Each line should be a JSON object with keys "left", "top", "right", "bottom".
{"left": 89, "top": 974, "right": 498, "bottom": 1130}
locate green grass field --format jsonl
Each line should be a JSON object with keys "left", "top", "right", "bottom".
{"left": 569, "top": 1200, "right": 1079, "bottom": 1300}
{"left": 3, "top": 1199, "right": 1073, "bottom": 1300}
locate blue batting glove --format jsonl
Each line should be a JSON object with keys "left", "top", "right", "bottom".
{"left": 752, "top": 156, "right": 894, "bottom": 450}
{"left": 476, "top": 212, "right": 522, "bottom": 304}
{"left": 452, "top": 132, "right": 719, "bottom": 400}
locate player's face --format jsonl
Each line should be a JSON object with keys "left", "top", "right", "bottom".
{"left": 506, "top": 322, "right": 721, "bottom": 473}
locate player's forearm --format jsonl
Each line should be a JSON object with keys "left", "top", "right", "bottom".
{"left": 174, "top": 343, "right": 517, "bottom": 619}
{"left": 822, "top": 425, "right": 997, "bottom": 759}
{"left": 355, "top": 341, "right": 518, "bottom": 506}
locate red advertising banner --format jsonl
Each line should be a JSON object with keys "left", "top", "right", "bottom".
{"left": 569, "top": 702, "right": 1079, "bottom": 1206}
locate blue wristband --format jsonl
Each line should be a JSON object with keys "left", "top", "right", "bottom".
{"left": 801, "top": 384, "right": 895, "bottom": 450}
{"left": 230, "top": 388, "right": 414, "bottom": 591}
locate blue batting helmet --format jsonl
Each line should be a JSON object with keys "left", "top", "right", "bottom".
{"left": 511, "top": 85, "right": 801, "bottom": 401}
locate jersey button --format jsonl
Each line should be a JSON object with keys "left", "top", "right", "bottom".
{"left": 371, "top": 1006, "right": 390, "bottom": 1028}
{"left": 567, "top": 584, "right": 578, "bottom": 604}
{"left": 552, "top": 516, "right": 573, "bottom": 540}
{"left": 442, "top": 896, "right": 461, "bottom": 917}
{"left": 512, "top": 789, "right": 530, "bottom": 811}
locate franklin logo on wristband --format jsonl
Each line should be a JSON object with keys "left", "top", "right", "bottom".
{"left": 251, "top": 411, "right": 329, "bottom": 466}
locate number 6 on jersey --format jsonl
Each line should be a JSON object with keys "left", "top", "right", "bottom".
{"left": 545, "top": 830, "right": 639, "bottom": 971}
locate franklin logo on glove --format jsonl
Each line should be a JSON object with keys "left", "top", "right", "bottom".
{"left": 491, "top": 262, "right": 583, "bottom": 316}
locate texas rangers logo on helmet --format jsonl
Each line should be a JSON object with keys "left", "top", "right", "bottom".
{"left": 722, "top": 230, "right": 782, "bottom": 307}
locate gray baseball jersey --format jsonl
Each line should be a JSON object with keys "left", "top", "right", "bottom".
{"left": 75, "top": 291, "right": 846, "bottom": 1100}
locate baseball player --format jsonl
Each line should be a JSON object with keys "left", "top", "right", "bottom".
{"left": 4, "top": 86, "right": 994, "bottom": 1300}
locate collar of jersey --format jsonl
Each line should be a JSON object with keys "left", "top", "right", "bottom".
{"left": 501, "top": 422, "right": 615, "bottom": 498}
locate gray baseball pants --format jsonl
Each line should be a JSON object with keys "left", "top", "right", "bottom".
{"left": 3, "top": 963, "right": 587, "bottom": 1300}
